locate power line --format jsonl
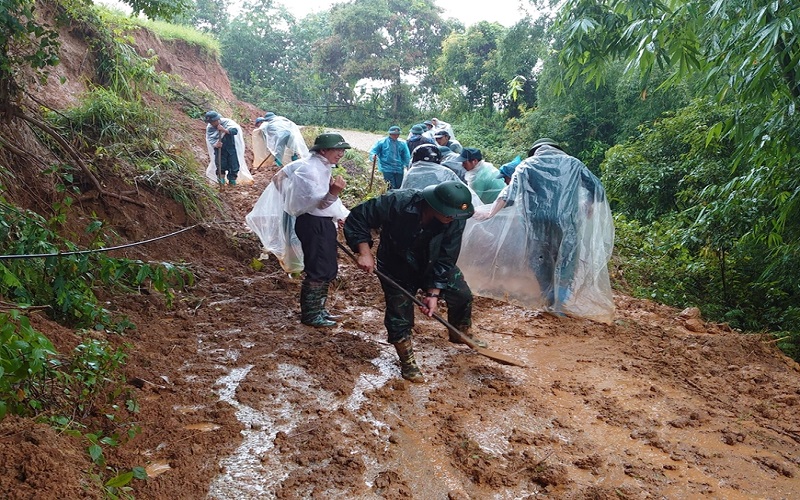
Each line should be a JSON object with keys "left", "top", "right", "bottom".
{"left": 0, "top": 225, "right": 199, "bottom": 260}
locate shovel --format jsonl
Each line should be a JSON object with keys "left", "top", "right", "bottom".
{"left": 337, "top": 241, "right": 526, "bottom": 367}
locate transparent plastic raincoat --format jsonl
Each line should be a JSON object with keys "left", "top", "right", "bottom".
{"left": 458, "top": 145, "right": 615, "bottom": 323}
{"left": 245, "top": 154, "right": 349, "bottom": 274}
{"left": 400, "top": 161, "right": 483, "bottom": 210}
{"left": 251, "top": 115, "right": 309, "bottom": 169}
{"left": 204, "top": 117, "right": 253, "bottom": 184}
{"left": 465, "top": 161, "right": 505, "bottom": 204}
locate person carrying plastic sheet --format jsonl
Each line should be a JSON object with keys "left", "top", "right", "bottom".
{"left": 455, "top": 147, "right": 506, "bottom": 204}
{"left": 430, "top": 117, "right": 455, "bottom": 139}
{"left": 344, "top": 181, "right": 486, "bottom": 383}
{"left": 464, "top": 138, "right": 615, "bottom": 322}
{"left": 246, "top": 133, "right": 351, "bottom": 328}
{"left": 369, "top": 125, "right": 411, "bottom": 189}
{"left": 204, "top": 110, "right": 253, "bottom": 186}
{"left": 401, "top": 144, "right": 483, "bottom": 211}
{"left": 254, "top": 112, "right": 309, "bottom": 169}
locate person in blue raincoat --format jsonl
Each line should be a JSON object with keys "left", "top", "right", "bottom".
{"left": 461, "top": 138, "right": 615, "bottom": 323}
{"left": 369, "top": 125, "right": 411, "bottom": 189}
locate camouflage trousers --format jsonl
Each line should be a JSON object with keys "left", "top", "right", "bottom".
{"left": 378, "top": 266, "right": 472, "bottom": 344}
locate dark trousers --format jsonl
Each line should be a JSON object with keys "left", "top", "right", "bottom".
{"left": 379, "top": 266, "right": 472, "bottom": 344}
{"left": 528, "top": 219, "right": 578, "bottom": 307}
{"left": 382, "top": 171, "right": 403, "bottom": 190}
{"left": 218, "top": 147, "right": 240, "bottom": 181}
{"left": 294, "top": 214, "right": 338, "bottom": 283}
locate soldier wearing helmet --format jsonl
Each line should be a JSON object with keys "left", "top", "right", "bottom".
{"left": 344, "top": 181, "right": 487, "bottom": 383}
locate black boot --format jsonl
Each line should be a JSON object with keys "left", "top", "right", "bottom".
{"left": 319, "top": 289, "right": 341, "bottom": 322}
{"left": 392, "top": 338, "right": 425, "bottom": 383}
{"left": 300, "top": 281, "right": 336, "bottom": 327}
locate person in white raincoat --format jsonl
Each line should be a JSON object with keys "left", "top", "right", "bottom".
{"left": 459, "top": 138, "right": 615, "bottom": 323}
{"left": 245, "top": 133, "right": 351, "bottom": 328}
{"left": 203, "top": 111, "right": 253, "bottom": 185}
{"left": 252, "top": 112, "right": 309, "bottom": 170}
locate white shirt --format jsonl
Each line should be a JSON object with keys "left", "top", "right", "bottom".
{"left": 280, "top": 153, "right": 349, "bottom": 219}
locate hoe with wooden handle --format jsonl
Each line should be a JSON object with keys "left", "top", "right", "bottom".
{"left": 337, "top": 241, "right": 526, "bottom": 367}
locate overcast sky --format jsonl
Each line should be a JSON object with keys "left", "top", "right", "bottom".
{"left": 277, "top": 0, "right": 536, "bottom": 27}
{"left": 100, "top": 0, "right": 537, "bottom": 27}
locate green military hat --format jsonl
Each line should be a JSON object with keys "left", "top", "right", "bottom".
{"left": 421, "top": 181, "right": 474, "bottom": 219}
{"left": 527, "top": 137, "right": 562, "bottom": 156}
{"left": 310, "top": 133, "right": 352, "bottom": 151}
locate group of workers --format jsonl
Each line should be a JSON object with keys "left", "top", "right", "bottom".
{"left": 210, "top": 109, "right": 614, "bottom": 383}
{"left": 369, "top": 120, "right": 463, "bottom": 190}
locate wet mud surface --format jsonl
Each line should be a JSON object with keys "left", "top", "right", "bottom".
{"left": 3, "top": 145, "right": 800, "bottom": 500}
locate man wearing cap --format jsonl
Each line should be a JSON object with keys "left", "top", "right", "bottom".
{"left": 204, "top": 110, "right": 252, "bottom": 186}
{"left": 277, "top": 133, "right": 351, "bottom": 327}
{"left": 455, "top": 147, "right": 506, "bottom": 204}
{"left": 464, "top": 138, "right": 614, "bottom": 322}
{"left": 344, "top": 181, "right": 486, "bottom": 383}
{"left": 497, "top": 156, "right": 522, "bottom": 185}
{"left": 369, "top": 126, "right": 411, "bottom": 189}
{"left": 439, "top": 145, "right": 468, "bottom": 182}
{"left": 433, "top": 130, "right": 462, "bottom": 154}
{"left": 406, "top": 123, "right": 434, "bottom": 155}
{"left": 430, "top": 118, "right": 455, "bottom": 138}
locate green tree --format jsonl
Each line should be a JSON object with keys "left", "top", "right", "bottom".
{"left": 495, "top": 16, "right": 550, "bottom": 117}
{"left": 435, "top": 21, "right": 507, "bottom": 112}
{"left": 311, "top": 0, "right": 448, "bottom": 118}
{"left": 120, "top": 0, "right": 192, "bottom": 20}
{"left": 555, "top": 0, "right": 800, "bottom": 258}
{"left": 178, "top": 0, "right": 228, "bottom": 33}
{"left": 219, "top": 0, "right": 294, "bottom": 85}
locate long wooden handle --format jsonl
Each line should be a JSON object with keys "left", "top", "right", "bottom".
{"left": 368, "top": 156, "right": 377, "bottom": 192}
{"left": 336, "top": 241, "right": 478, "bottom": 348}
{"left": 335, "top": 241, "right": 527, "bottom": 367}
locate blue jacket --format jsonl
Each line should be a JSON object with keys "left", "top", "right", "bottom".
{"left": 369, "top": 136, "right": 411, "bottom": 173}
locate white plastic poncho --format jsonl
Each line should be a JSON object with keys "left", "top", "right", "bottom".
{"left": 245, "top": 155, "right": 349, "bottom": 274}
{"left": 204, "top": 117, "right": 254, "bottom": 184}
{"left": 251, "top": 116, "right": 309, "bottom": 169}
{"left": 458, "top": 146, "right": 615, "bottom": 323}
{"left": 400, "top": 161, "right": 484, "bottom": 210}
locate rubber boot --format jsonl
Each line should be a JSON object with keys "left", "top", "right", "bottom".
{"left": 448, "top": 326, "right": 488, "bottom": 348}
{"left": 300, "top": 281, "right": 336, "bottom": 327}
{"left": 393, "top": 338, "right": 425, "bottom": 383}
{"left": 217, "top": 176, "right": 226, "bottom": 186}
{"left": 229, "top": 178, "right": 237, "bottom": 186}
{"left": 320, "top": 292, "right": 341, "bottom": 322}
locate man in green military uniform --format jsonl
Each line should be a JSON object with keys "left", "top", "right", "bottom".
{"left": 344, "top": 181, "right": 487, "bottom": 383}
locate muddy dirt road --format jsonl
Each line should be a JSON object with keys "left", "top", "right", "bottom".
{"left": 4, "top": 137, "right": 800, "bottom": 499}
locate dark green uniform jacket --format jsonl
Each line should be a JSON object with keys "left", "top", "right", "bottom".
{"left": 344, "top": 190, "right": 466, "bottom": 290}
